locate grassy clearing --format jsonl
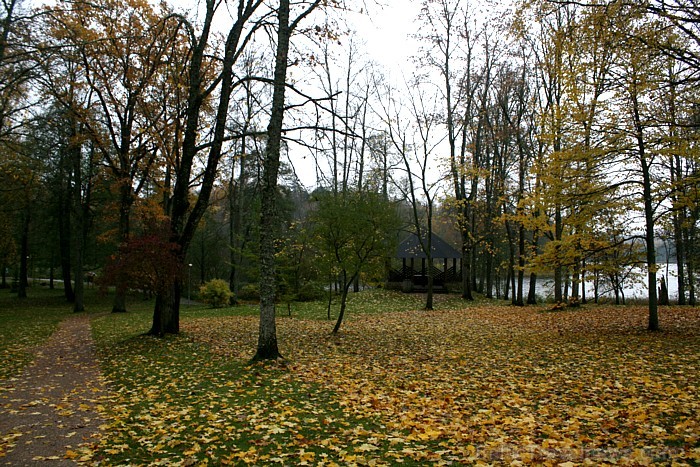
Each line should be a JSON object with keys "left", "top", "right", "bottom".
{"left": 85, "top": 290, "right": 700, "bottom": 466}
{"left": 0, "top": 287, "right": 74, "bottom": 379}
{"left": 87, "top": 289, "right": 472, "bottom": 465}
{"left": 2, "top": 287, "right": 699, "bottom": 464}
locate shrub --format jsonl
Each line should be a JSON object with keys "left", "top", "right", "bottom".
{"left": 296, "top": 282, "right": 326, "bottom": 302}
{"left": 199, "top": 279, "right": 234, "bottom": 308}
{"left": 237, "top": 283, "right": 260, "bottom": 301}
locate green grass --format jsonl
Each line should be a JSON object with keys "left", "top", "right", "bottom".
{"left": 7, "top": 287, "right": 697, "bottom": 465}
{"left": 89, "top": 291, "right": 418, "bottom": 466}
{"left": 191, "top": 287, "right": 494, "bottom": 322}
{"left": 0, "top": 287, "right": 75, "bottom": 379}
{"left": 83, "top": 288, "right": 487, "bottom": 465}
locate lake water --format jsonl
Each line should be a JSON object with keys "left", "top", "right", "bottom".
{"left": 520, "top": 263, "right": 680, "bottom": 302}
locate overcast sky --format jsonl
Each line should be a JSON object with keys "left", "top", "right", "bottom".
{"left": 349, "top": 2, "right": 424, "bottom": 71}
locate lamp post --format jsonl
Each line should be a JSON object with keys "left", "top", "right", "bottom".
{"left": 188, "top": 263, "right": 193, "bottom": 304}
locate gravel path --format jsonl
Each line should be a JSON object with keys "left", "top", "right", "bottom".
{"left": 0, "top": 313, "right": 106, "bottom": 465}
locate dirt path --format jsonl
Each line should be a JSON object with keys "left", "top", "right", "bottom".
{"left": 0, "top": 313, "right": 107, "bottom": 465}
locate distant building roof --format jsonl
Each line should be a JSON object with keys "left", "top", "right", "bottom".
{"left": 396, "top": 232, "right": 461, "bottom": 259}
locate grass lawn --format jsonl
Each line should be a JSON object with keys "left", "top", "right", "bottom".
{"left": 3, "top": 287, "right": 700, "bottom": 465}
{"left": 0, "top": 287, "right": 75, "bottom": 380}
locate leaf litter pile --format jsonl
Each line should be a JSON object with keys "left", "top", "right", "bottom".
{"left": 88, "top": 295, "right": 700, "bottom": 466}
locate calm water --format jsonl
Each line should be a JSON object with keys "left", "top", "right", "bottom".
{"left": 520, "top": 263, "right": 680, "bottom": 301}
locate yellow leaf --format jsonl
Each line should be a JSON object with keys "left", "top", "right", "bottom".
{"left": 183, "top": 442, "right": 202, "bottom": 456}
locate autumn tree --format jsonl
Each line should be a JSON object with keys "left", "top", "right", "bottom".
{"left": 637, "top": 0, "right": 700, "bottom": 82}
{"left": 150, "top": 0, "right": 266, "bottom": 336}
{"left": 636, "top": 3, "right": 700, "bottom": 305}
{"left": 0, "top": 0, "right": 34, "bottom": 142}
{"left": 553, "top": 0, "right": 700, "bottom": 318}
{"left": 101, "top": 216, "right": 181, "bottom": 299}
{"left": 39, "top": 0, "right": 183, "bottom": 313}
{"left": 380, "top": 78, "right": 444, "bottom": 310}
{"left": 522, "top": 1, "right": 574, "bottom": 305}
{"left": 608, "top": 12, "right": 669, "bottom": 329}
{"left": 488, "top": 60, "right": 534, "bottom": 306}
{"left": 510, "top": 1, "right": 621, "bottom": 306}
{"left": 27, "top": 106, "right": 99, "bottom": 310}
{"left": 310, "top": 190, "right": 400, "bottom": 333}
{"left": 417, "top": 0, "right": 482, "bottom": 301}
{"left": 0, "top": 134, "right": 46, "bottom": 298}
{"left": 1, "top": 0, "right": 36, "bottom": 295}
{"left": 254, "top": 0, "right": 325, "bottom": 361}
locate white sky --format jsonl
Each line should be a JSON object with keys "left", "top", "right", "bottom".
{"left": 347, "top": 2, "right": 424, "bottom": 72}
{"left": 286, "top": 1, "right": 428, "bottom": 188}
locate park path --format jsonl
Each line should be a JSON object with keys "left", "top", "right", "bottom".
{"left": 0, "top": 313, "right": 107, "bottom": 465}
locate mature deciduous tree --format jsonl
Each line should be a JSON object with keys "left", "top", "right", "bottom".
{"left": 254, "top": 0, "right": 323, "bottom": 360}
{"left": 381, "top": 78, "right": 444, "bottom": 310}
{"left": 418, "top": 0, "right": 483, "bottom": 301}
{"left": 40, "top": 0, "right": 182, "bottom": 313}
{"left": 151, "top": 0, "right": 266, "bottom": 336}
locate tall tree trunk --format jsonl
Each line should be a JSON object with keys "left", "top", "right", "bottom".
{"left": 228, "top": 167, "right": 237, "bottom": 292}
{"left": 527, "top": 272, "right": 538, "bottom": 304}
{"left": 149, "top": 279, "right": 181, "bottom": 336}
{"left": 572, "top": 259, "right": 580, "bottom": 303}
{"left": 688, "top": 262, "right": 696, "bottom": 306}
{"left": 673, "top": 208, "right": 686, "bottom": 304}
{"left": 684, "top": 223, "right": 696, "bottom": 306}
{"left": 517, "top": 224, "right": 525, "bottom": 306}
{"left": 425, "top": 232, "right": 434, "bottom": 310}
{"left": 111, "top": 182, "right": 131, "bottom": 313}
{"left": 253, "top": 0, "right": 293, "bottom": 361}
{"left": 633, "top": 86, "right": 659, "bottom": 331}
{"left": 669, "top": 74, "right": 686, "bottom": 305}
{"left": 73, "top": 241, "right": 84, "bottom": 312}
{"left": 553, "top": 208, "right": 563, "bottom": 305}
{"left": 484, "top": 249, "right": 493, "bottom": 298}
{"left": 229, "top": 137, "right": 247, "bottom": 295}
{"left": 17, "top": 209, "right": 29, "bottom": 299}
{"left": 71, "top": 126, "right": 90, "bottom": 313}
{"left": 332, "top": 270, "right": 356, "bottom": 334}
{"left": 153, "top": 0, "right": 263, "bottom": 335}
{"left": 504, "top": 215, "right": 518, "bottom": 306}
{"left": 461, "top": 239, "right": 473, "bottom": 300}
{"left": 581, "top": 259, "right": 587, "bottom": 304}
{"left": 58, "top": 175, "right": 74, "bottom": 302}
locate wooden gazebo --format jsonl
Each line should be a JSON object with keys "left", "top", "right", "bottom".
{"left": 389, "top": 232, "right": 461, "bottom": 288}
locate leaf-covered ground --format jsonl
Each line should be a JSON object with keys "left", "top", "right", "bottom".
{"left": 0, "top": 290, "right": 72, "bottom": 380}
{"left": 0, "top": 314, "right": 106, "bottom": 465}
{"left": 85, "top": 291, "right": 700, "bottom": 466}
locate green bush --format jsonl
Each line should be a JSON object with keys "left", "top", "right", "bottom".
{"left": 199, "top": 279, "right": 234, "bottom": 308}
{"left": 296, "top": 282, "right": 326, "bottom": 302}
{"left": 237, "top": 283, "right": 260, "bottom": 301}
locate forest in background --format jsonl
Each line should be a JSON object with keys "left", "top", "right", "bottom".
{"left": 1, "top": 0, "right": 699, "bottom": 350}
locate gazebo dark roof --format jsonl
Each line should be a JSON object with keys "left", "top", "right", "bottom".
{"left": 396, "top": 232, "right": 461, "bottom": 259}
